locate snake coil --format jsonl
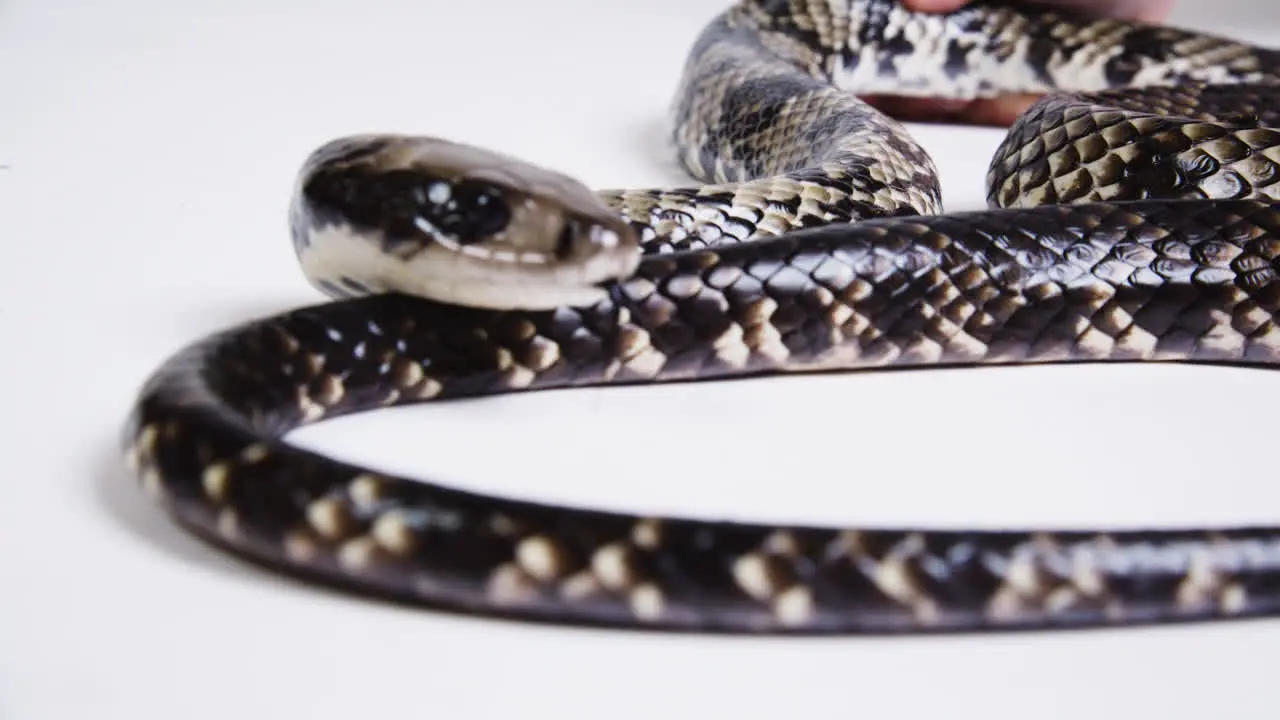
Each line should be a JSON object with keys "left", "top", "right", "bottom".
{"left": 123, "top": 0, "right": 1280, "bottom": 634}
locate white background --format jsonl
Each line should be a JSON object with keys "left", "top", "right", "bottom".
{"left": 3, "top": 1, "right": 1279, "bottom": 718}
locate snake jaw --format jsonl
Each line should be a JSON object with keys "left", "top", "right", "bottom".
{"left": 293, "top": 219, "right": 640, "bottom": 310}
{"left": 289, "top": 134, "right": 642, "bottom": 310}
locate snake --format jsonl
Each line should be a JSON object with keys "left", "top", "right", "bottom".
{"left": 122, "top": 0, "right": 1280, "bottom": 634}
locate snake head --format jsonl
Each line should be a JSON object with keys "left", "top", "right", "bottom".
{"left": 289, "top": 134, "right": 641, "bottom": 310}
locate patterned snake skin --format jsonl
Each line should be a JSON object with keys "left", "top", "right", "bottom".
{"left": 122, "top": 0, "right": 1280, "bottom": 633}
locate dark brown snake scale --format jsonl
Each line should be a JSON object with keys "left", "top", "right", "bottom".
{"left": 123, "top": 0, "right": 1280, "bottom": 634}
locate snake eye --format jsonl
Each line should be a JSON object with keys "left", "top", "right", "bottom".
{"left": 417, "top": 179, "right": 511, "bottom": 244}
{"left": 300, "top": 167, "right": 513, "bottom": 245}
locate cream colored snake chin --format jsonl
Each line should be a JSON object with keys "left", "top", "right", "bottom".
{"left": 122, "top": 0, "right": 1280, "bottom": 634}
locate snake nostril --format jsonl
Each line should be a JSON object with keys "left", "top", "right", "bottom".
{"left": 555, "top": 223, "right": 578, "bottom": 260}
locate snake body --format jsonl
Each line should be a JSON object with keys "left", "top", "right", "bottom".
{"left": 123, "top": 0, "right": 1280, "bottom": 633}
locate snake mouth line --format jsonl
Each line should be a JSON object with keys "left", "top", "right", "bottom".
{"left": 298, "top": 221, "right": 640, "bottom": 311}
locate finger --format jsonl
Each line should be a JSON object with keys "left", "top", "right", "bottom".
{"left": 862, "top": 93, "right": 1045, "bottom": 126}
{"left": 1024, "top": 0, "right": 1177, "bottom": 21}
{"left": 861, "top": 95, "right": 975, "bottom": 123}
{"left": 901, "top": 0, "right": 971, "bottom": 11}
{"left": 905, "top": 0, "right": 1177, "bottom": 22}
{"left": 950, "top": 93, "right": 1045, "bottom": 126}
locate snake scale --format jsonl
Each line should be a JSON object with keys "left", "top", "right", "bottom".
{"left": 123, "top": 0, "right": 1280, "bottom": 634}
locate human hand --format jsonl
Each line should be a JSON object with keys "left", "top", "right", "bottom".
{"left": 862, "top": 0, "right": 1178, "bottom": 126}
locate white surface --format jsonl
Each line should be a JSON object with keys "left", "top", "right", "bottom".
{"left": 3, "top": 1, "right": 1279, "bottom": 718}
